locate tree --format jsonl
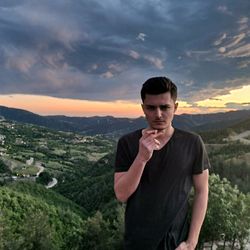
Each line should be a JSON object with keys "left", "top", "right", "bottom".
{"left": 0, "top": 159, "right": 10, "bottom": 174}
{"left": 111, "top": 204, "right": 125, "bottom": 250}
{"left": 198, "top": 174, "right": 250, "bottom": 249}
{"left": 15, "top": 211, "right": 57, "bottom": 250}
{"left": 36, "top": 171, "right": 53, "bottom": 185}
{"left": 81, "top": 211, "right": 114, "bottom": 250}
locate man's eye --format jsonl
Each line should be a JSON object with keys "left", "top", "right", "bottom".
{"left": 146, "top": 105, "right": 156, "bottom": 110}
{"left": 144, "top": 105, "right": 170, "bottom": 111}
{"left": 159, "top": 105, "right": 169, "bottom": 111}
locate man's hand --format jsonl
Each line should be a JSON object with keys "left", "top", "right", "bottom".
{"left": 138, "top": 129, "right": 162, "bottom": 162}
{"left": 175, "top": 241, "right": 196, "bottom": 250}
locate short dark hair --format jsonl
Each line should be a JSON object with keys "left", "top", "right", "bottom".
{"left": 140, "top": 76, "right": 177, "bottom": 102}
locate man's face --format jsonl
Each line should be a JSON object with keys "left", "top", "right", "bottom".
{"left": 142, "top": 92, "right": 178, "bottom": 131}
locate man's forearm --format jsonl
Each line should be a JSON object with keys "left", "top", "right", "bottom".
{"left": 114, "top": 129, "right": 161, "bottom": 203}
{"left": 186, "top": 188, "right": 208, "bottom": 248}
{"left": 114, "top": 155, "right": 147, "bottom": 202}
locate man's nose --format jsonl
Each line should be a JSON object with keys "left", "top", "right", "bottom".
{"left": 155, "top": 107, "right": 162, "bottom": 118}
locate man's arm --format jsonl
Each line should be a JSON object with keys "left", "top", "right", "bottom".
{"left": 176, "top": 169, "right": 209, "bottom": 250}
{"left": 114, "top": 130, "right": 160, "bottom": 203}
{"left": 114, "top": 156, "right": 147, "bottom": 203}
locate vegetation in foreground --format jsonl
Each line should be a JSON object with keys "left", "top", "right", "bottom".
{"left": 0, "top": 119, "right": 249, "bottom": 249}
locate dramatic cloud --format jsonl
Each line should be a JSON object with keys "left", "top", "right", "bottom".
{"left": 129, "top": 50, "right": 140, "bottom": 60}
{"left": 214, "top": 33, "right": 227, "bottom": 46}
{"left": 0, "top": 0, "right": 249, "bottom": 107}
{"left": 136, "top": 33, "right": 147, "bottom": 42}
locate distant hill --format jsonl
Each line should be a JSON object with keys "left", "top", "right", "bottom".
{"left": 181, "top": 110, "right": 250, "bottom": 132}
{"left": 0, "top": 105, "right": 77, "bottom": 132}
{"left": 200, "top": 116, "right": 250, "bottom": 144}
{"left": 1, "top": 105, "right": 250, "bottom": 136}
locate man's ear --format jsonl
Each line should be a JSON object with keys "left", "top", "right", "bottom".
{"left": 174, "top": 102, "right": 178, "bottom": 112}
{"left": 141, "top": 104, "right": 145, "bottom": 114}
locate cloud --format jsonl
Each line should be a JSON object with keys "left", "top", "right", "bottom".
{"left": 226, "top": 33, "right": 246, "bottom": 49}
{"left": 129, "top": 50, "right": 140, "bottom": 59}
{"left": 214, "top": 33, "right": 227, "bottom": 46}
{"left": 215, "top": 32, "right": 247, "bottom": 56}
{"left": 224, "top": 43, "right": 250, "bottom": 58}
{"left": 91, "top": 64, "right": 98, "bottom": 70}
{"left": 0, "top": 0, "right": 249, "bottom": 108}
{"left": 209, "top": 97, "right": 222, "bottom": 101}
{"left": 101, "top": 71, "right": 114, "bottom": 79}
{"left": 185, "top": 50, "right": 211, "bottom": 61}
{"left": 214, "top": 17, "right": 250, "bottom": 59}
{"left": 179, "top": 80, "right": 194, "bottom": 87}
{"left": 3, "top": 46, "right": 37, "bottom": 73}
{"left": 143, "top": 55, "right": 164, "bottom": 69}
{"left": 237, "top": 60, "right": 250, "bottom": 69}
{"left": 108, "top": 63, "right": 123, "bottom": 72}
{"left": 238, "top": 17, "right": 248, "bottom": 31}
{"left": 225, "top": 102, "right": 250, "bottom": 109}
{"left": 0, "top": 2, "right": 86, "bottom": 51}
{"left": 217, "top": 5, "right": 232, "bottom": 15}
{"left": 136, "top": 33, "right": 147, "bottom": 42}
{"left": 218, "top": 47, "right": 226, "bottom": 53}
{"left": 182, "top": 77, "right": 250, "bottom": 104}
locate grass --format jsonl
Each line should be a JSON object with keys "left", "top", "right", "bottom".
{"left": 51, "top": 149, "right": 67, "bottom": 156}
{"left": 86, "top": 152, "right": 108, "bottom": 162}
{"left": 14, "top": 165, "right": 39, "bottom": 176}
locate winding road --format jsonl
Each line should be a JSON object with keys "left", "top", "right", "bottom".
{"left": 46, "top": 178, "right": 58, "bottom": 189}
{"left": 35, "top": 161, "right": 58, "bottom": 188}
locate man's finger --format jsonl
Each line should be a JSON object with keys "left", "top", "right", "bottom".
{"left": 142, "top": 129, "right": 157, "bottom": 137}
{"left": 154, "top": 139, "right": 160, "bottom": 145}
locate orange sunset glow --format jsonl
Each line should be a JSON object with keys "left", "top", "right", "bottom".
{"left": 0, "top": 94, "right": 197, "bottom": 117}
{"left": 2, "top": 84, "right": 249, "bottom": 118}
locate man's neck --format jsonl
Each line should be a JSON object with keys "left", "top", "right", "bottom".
{"left": 155, "top": 126, "right": 174, "bottom": 138}
{"left": 153, "top": 126, "right": 175, "bottom": 149}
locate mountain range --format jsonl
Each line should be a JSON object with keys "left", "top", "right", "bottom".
{"left": 1, "top": 105, "right": 250, "bottom": 135}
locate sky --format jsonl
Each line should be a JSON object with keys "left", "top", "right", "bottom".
{"left": 0, "top": 0, "right": 250, "bottom": 117}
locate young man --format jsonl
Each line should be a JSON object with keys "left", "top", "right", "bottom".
{"left": 114, "top": 77, "right": 210, "bottom": 250}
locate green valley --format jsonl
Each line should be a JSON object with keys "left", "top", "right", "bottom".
{"left": 0, "top": 116, "right": 250, "bottom": 249}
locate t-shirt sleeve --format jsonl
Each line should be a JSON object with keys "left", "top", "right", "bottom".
{"left": 192, "top": 135, "right": 211, "bottom": 175}
{"left": 115, "top": 137, "right": 133, "bottom": 172}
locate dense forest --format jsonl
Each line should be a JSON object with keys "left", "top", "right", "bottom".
{"left": 0, "top": 118, "right": 250, "bottom": 249}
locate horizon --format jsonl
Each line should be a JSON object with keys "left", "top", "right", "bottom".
{"left": 1, "top": 103, "right": 249, "bottom": 119}
{"left": 0, "top": 1, "right": 250, "bottom": 116}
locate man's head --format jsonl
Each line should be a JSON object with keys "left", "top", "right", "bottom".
{"left": 140, "top": 76, "right": 178, "bottom": 131}
{"left": 140, "top": 76, "right": 177, "bottom": 103}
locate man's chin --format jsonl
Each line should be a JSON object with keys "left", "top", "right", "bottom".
{"left": 151, "top": 125, "right": 167, "bottom": 131}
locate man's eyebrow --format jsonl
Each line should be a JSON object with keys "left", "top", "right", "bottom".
{"left": 145, "top": 104, "right": 171, "bottom": 107}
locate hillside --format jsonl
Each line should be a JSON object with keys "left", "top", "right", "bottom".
{"left": 0, "top": 119, "right": 115, "bottom": 183}
{"left": 0, "top": 181, "right": 87, "bottom": 249}
{"left": 199, "top": 118, "right": 250, "bottom": 193}
{"left": 55, "top": 153, "right": 117, "bottom": 218}
{"left": 0, "top": 112, "right": 250, "bottom": 249}
{"left": 0, "top": 120, "right": 122, "bottom": 249}
{"left": 1, "top": 105, "right": 250, "bottom": 136}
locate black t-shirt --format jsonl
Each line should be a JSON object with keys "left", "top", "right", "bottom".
{"left": 115, "top": 128, "right": 210, "bottom": 250}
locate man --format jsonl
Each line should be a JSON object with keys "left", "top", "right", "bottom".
{"left": 114, "top": 76, "right": 210, "bottom": 250}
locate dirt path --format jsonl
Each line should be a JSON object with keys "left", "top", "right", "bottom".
{"left": 228, "top": 130, "right": 250, "bottom": 144}
{"left": 35, "top": 162, "right": 44, "bottom": 177}
{"left": 46, "top": 178, "right": 58, "bottom": 189}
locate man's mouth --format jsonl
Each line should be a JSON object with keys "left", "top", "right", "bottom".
{"left": 154, "top": 120, "right": 165, "bottom": 123}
